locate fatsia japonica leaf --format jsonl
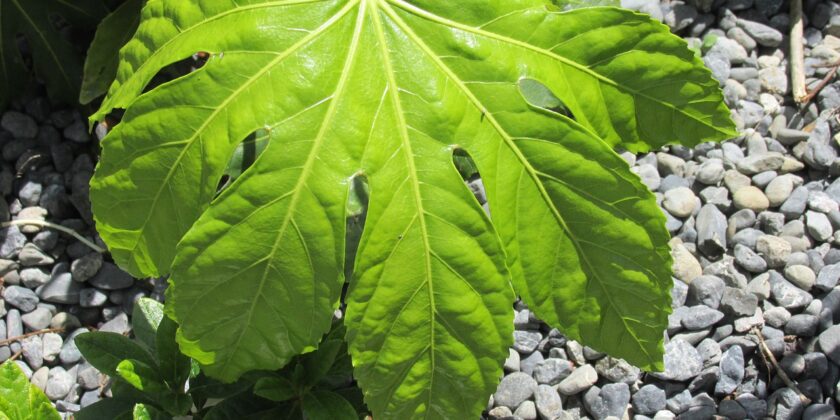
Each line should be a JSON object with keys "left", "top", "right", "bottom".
{"left": 89, "top": 0, "right": 734, "bottom": 418}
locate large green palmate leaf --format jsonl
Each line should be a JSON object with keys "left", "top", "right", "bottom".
{"left": 0, "top": 0, "right": 109, "bottom": 106}
{"left": 89, "top": 0, "right": 735, "bottom": 418}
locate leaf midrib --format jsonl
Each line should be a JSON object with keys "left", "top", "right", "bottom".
{"left": 380, "top": 1, "right": 656, "bottom": 364}
{"left": 387, "top": 0, "right": 731, "bottom": 139}
{"left": 213, "top": 0, "right": 366, "bottom": 377}
{"left": 370, "top": 3, "right": 439, "bottom": 417}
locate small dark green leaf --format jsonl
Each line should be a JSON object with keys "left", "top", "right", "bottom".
{"left": 75, "top": 398, "right": 134, "bottom": 420}
{"left": 132, "top": 403, "right": 168, "bottom": 420}
{"left": 132, "top": 298, "right": 164, "bottom": 352}
{"left": 299, "top": 339, "right": 343, "bottom": 388}
{"left": 156, "top": 315, "right": 191, "bottom": 388}
{"left": 253, "top": 376, "right": 296, "bottom": 402}
{"left": 75, "top": 332, "right": 157, "bottom": 377}
{"left": 0, "top": 361, "right": 60, "bottom": 420}
{"left": 157, "top": 392, "right": 193, "bottom": 416}
{"left": 202, "top": 391, "right": 294, "bottom": 420}
{"left": 117, "top": 359, "right": 167, "bottom": 393}
{"left": 301, "top": 390, "right": 357, "bottom": 420}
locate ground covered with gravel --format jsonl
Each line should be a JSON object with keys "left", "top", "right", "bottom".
{"left": 0, "top": 1, "right": 839, "bottom": 419}
{"left": 486, "top": 1, "right": 840, "bottom": 419}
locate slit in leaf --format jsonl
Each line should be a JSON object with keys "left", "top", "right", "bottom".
{"left": 216, "top": 127, "right": 270, "bottom": 193}
{"left": 518, "top": 78, "right": 574, "bottom": 120}
{"left": 344, "top": 173, "right": 369, "bottom": 288}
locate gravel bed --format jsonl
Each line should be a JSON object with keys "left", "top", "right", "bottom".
{"left": 0, "top": 101, "right": 165, "bottom": 417}
{"left": 0, "top": 0, "right": 838, "bottom": 419}
{"left": 486, "top": 1, "right": 840, "bottom": 419}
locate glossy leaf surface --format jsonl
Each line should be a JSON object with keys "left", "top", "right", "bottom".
{"left": 89, "top": 0, "right": 734, "bottom": 418}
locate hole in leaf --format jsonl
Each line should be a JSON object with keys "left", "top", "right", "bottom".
{"left": 517, "top": 78, "right": 575, "bottom": 120}
{"left": 452, "top": 147, "right": 490, "bottom": 215}
{"left": 453, "top": 148, "right": 479, "bottom": 181}
{"left": 216, "top": 127, "right": 271, "bottom": 193}
{"left": 343, "top": 173, "right": 369, "bottom": 304}
{"left": 141, "top": 51, "right": 210, "bottom": 96}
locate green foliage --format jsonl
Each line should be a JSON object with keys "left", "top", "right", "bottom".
{"left": 88, "top": 0, "right": 734, "bottom": 418}
{"left": 80, "top": 0, "right": 144, "bottom": 104}
{"left": 0, "top": 0, "right": 111, "bottom": 106}
{"left": 76, "top": 298, "right": 365, "bottom": 419}
{"left": 0, "top": 361, "right": 60, "bottom": 420}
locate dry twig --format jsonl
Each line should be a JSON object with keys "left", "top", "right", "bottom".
{"left": 752, "top": 327, "right": 811, "bottom": 404}
{"left": 0, "top": 327, "right": 65, "bottom": 347}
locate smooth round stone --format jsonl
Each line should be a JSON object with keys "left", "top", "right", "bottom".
{"left": 557, "top": 364, "right": 598, "bottom": 396}
{"left": 493, "top": 372, "right": 537, "bottom": 408}
{"left": 663, "top": 187, "right": 698, "bottom": 218}
{"left": 733, "top": 186, "right": 770, "bottom": 212}
{"left": 651, "top": 339, "right": 703, "bottom": 381}
{"left": 695, "top": 159, "right": 725, "bottom": 185}
{"left": 765, "top": 175, "right": 795, "bottom": 206}
{"left": 784, "top": 265, "right": 816, "bottom": 291}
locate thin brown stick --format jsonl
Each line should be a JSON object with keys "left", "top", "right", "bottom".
{"left": 0, "top": 327, "right": 64, "bottom": 347}
{"left": 791, "top": 0, "right": 807, "bottom": 103}
{"left": 800, "top": 65, "right": 839, "bottom": 105}
{"left": 752, "top": 327, "right": 811, "bottom": 404}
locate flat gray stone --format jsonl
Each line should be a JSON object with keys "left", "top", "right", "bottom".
{"left": 493, "top": 372, "right": 537, "bottom": 409}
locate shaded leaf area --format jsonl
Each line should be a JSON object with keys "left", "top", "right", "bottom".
{"left": 89, "top": 0, "right": 733, "bottom": 418}
{"left": 0, "top": 0, "right": 110, "bottom": 106}
{"left": 80, "top": 0, "right": 144, "bottom": 104}
{"left": 0, "top": 361, "right": 60, "bottom": 420}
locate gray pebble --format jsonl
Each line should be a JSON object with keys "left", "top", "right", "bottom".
{"left": 736, "top": 19, "right": 782, "bottom": 46}
{"left": 816, "top": 263, "right": 840, "bottom": 290}
{"left": 79, "top": 288, "right": 108, "bottom": 308}
{"left": 0, "top": 226, "right": 27, "bottom": 259}
{"left": 818, "top": 325, "right": 840, "bottom": 365}
{"left": 533, "top": 358, "right": 573, "bottom": 385}
{"left": 652, "top": 339, "right": 703, "bottom": 381}
{"left": 38, "top": 272, "right": 81, "bottom": 305}
{"left": 632, "top": 385, "right": 666, "bottom": 415}
{"left": 734, "top": 244, "right": 767, "bottom": 273}
{"left": 21, "top": 307, "right": 52, "bottom": 330}
{"left": 2, "top": 285, "right": 39, "bottom": 312}
{"left": 88, "top": 262, "right": 134, "bottom": 290}
{"left": 534, "top": 385, "right": 563, "bottom": 420}
{"left": 557, "top": 364, "right": 597, "bottom": 396}
{"left": 681, "top": 305, "right": 724, "bottom": 330}
{"left": 493, "top": 372, "right": 537, "bottom": 409}
{"left": 806, "top": 211, "right": 833, "bottom": 242}
{"left": 720, "top": 287, "right": 758, "bottom": 317}
{"left": 696, "top": 204, "right": 727, "bottom": 257}
{"left": 584, "top": 383, "right": 630, "bottom": 419}
{"left": 1, "top": 111, "right": 38, "bottom": 138}
{"left": 45, "top": 367, "right": 73, "bottom": 400}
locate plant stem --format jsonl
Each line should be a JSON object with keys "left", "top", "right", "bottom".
{"left": 790, "top": 0, "right": 807, "bottom": 103}
{"left": 1, "top": 219, "right": 105, "bottom": 253}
